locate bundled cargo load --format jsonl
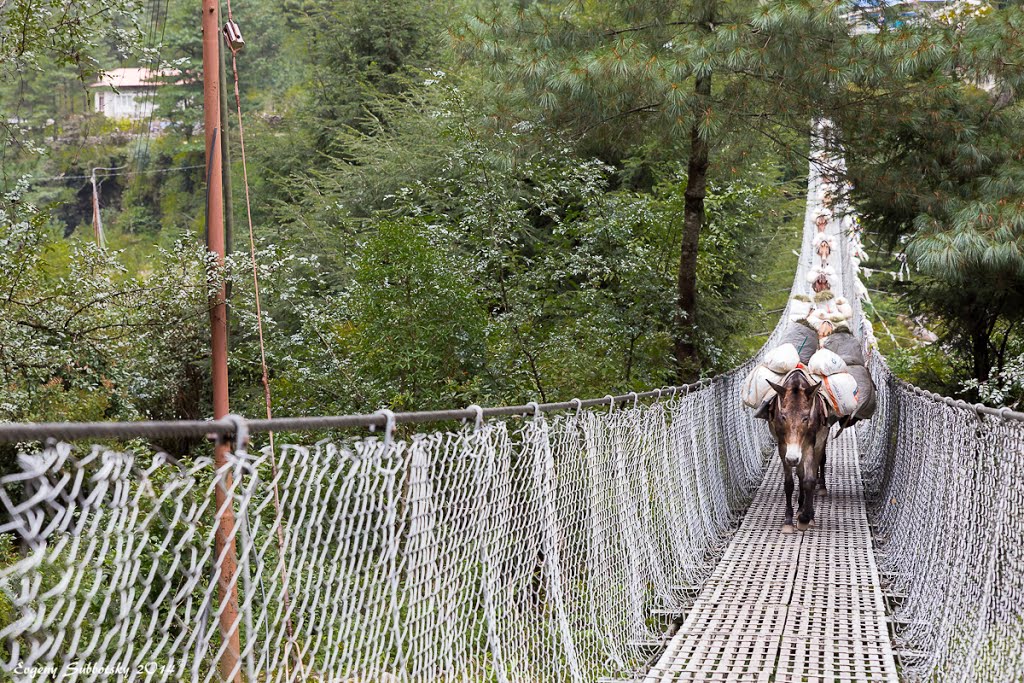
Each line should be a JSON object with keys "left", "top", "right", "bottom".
{"left": 814, "top": 289, "right": 836, "bottom": 310}
{"left": 788, "top": 294, "right": 813, "bottom": 322}
{"left": 845, "top": 365, "right": 877, "bottom": 419}
{"left": 808, "top": 348, "right": 847, "bottom": 376}
{"left": 816, "top": 326, "right": 876, "bottom": 423}
{"left": 820, "top": 373, "right": 859, "bottom": 415}
{"left": 806, "top": 308, "right": 825, "bottom": 332}
{"left": 779, "top": 320, "right": 818, "bottom": 364}
{"left": 763, "top": 343, "right": 800, "bottom": 374}
{"left": 834, "top": 297, "right": 854, "bottom": 321}
{"left": 812, "top": 234, "right": 836, "bottom": 250}
{"left": 813, "top": 234, "right": 835, "bottom": 264}
{"left": 745, "top": 294, "right": 875, "bottom": 422}
{"left": 822, "top": 330, "right": 865, "bottom": 366}
{"left": 742, "top": 365, "right": 784, "bottom": 408}
{"left": 805, "top": 265, "right": 836, "bottom": 287}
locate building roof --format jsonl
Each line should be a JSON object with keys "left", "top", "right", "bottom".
{"left": 88, "top": 68, "right": 170, "bottom": 89}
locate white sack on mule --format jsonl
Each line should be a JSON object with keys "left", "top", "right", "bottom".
{"left": 845, "top": 365, "right": 876, "bottom": 419}
{"left": 834, "top": 297, "right": 854, "bottom": 320}
{"left": 788, "top": 296, "right": 813, "bottom": 321}
{"left": 764, "top": 343, "right": 800, "bottom": 374}
{"left": 742, "top": 365, "right": 784, "bottom": 408}
{"left": 820, "top": 372, "right": 859, "bottom": 416}
{"left": 808, "top": 348, "right": 848, "bottom": 376}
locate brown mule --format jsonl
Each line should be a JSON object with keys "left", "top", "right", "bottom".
{"left": 763, "top": 369, "right": 830, "bottom": 532}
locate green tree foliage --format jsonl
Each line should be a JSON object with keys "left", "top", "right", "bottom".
{"left": 838, "top": 4, "right": 1024, "bottom": 397}
{"left": 0, "top": 0, "right": 805, "bottom": 426}
{"left": 0, "top": 191, "right": 212, "bottom": 424}
{"left": 285, "top": 0, "right": 445, "bottom": 151}
{"left": 321, "top": 218, "right": 486, "bottom": 411}
{"left": 13, "top": 0, "right": 1024, "bottom": 429}
{"left": 243, "top": 73, "right": 797, "bottom": 410}
{"left": 455, "top": 0, "right": 848, "bottom": 379}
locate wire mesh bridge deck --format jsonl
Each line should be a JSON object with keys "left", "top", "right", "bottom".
{"left": 643, "top": 430, "right": 898, "bottom": 682}
{"left": 1, "top": 138, "right": 1022, "bottom": 682}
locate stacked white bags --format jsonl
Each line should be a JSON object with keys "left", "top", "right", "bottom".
{"left": 807, "top": 348, "right": 860, "bottom": 415}
{"left": 805, "top": 265, "right": 836, "bottom": 286}
{"left": 809, "top": 291, "right": 854, "bottom": 329}
{"left": 741, "top": 343, "right": 799, "bottom": 408}
{"left": 812, "top": 233, "right": 836, "bottom": 266}
{"left": 743, "top": 335, "right": 872, "bottom": 419}
{"left": 812, "top": 234, "right": 836, "bottom": 252}
{"left": 788, "top": 294, "right": 813, "bottom": 323}
{"left": 743, "top": 345, "right": 864, "bottom": 417}
{"left": 822, "top": 330, "right": 876, "bottom": 421}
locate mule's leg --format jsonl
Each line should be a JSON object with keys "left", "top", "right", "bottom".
{"left": 797, "top": 458, "right": 817, "bottom": 532}
{"left": 782, "top": 462, "right": 795, "bottom": 533}
{"left": 817, "top": 440, "right": 828, "bottom": 496}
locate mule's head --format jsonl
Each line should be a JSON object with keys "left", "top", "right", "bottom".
{"left": 764, "top": 372, "right": 828, "bottom": 467}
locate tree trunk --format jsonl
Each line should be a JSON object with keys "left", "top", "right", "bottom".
{"left": 971, "top": 327, "right": 991, "bottom": 384}
{"left": 673, "top": 0, "right": 716, "bottom": 383}
{"left": 674, "top": 71, "right": 712, "bottom": 382}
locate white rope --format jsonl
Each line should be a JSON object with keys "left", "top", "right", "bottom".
{"left": 857, "top": 357, "right": 1024, "bottom": 681}
{"left": 0, "top": 388, "right": 776, "bottom": 680}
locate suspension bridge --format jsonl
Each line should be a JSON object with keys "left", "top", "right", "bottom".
{"left": 1, "top": 146, "right": 1022, "bottom": 682}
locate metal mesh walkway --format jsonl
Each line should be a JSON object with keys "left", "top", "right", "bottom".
{"left": 644, "top": 429, "right": 899, "bottom": 682}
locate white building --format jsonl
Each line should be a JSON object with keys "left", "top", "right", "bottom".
{"left": 88, "top": 68, "right": 165, "bottom": 121}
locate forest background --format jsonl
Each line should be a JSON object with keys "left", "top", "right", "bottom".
{"left": 2, "top": 0, "right": 1023, "bottom": 439}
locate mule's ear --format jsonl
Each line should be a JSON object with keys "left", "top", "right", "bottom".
{"left": 818, "top": 402, "right": 833, "bottom": 429}
{"left": 766, "top": 380, "right": 785, "bottom": 395}
{"left": 805, "top": 381, "right": 822, "bottom": 397}
{"left": 753, "top": 396, "right": 775, "bottom": 421}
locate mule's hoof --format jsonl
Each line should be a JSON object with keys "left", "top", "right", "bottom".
{"left": 796, "top": 520, "right": 810, "bottom": 532}
{"left": 782, "top": 524, "right": 795, "bottom": 534}
{"left": 817, "top": 486, "right": 828, "bottom": 496}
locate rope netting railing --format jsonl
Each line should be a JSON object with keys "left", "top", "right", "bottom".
{"left": 856, "top": 361, "right": 1024, "bottom": 681}
{"left": 0, "top": 382, "right": 771, "bottom": 682}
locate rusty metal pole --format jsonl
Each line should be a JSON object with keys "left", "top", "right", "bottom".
{"left": 202, "top": 0, "right": 243, "bottom": 680}
{"left": 90, "top": 169, "right": 103, "bottom": 247}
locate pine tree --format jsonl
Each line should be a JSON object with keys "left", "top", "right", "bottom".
{"left": 838, "top": 4, "right": 1024, "bottom": 388}
{"left": 456, "top": 0, "right": 850, "bottom": 380}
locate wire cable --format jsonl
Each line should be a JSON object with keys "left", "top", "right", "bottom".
{"left": 220, "top": 4, "right": 303, "bottom": 676}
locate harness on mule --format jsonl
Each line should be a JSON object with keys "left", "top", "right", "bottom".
{"left": 752, "top": 365, "right": 829, "bottom": 421}
{"left": 754, "top": 365, "right": 868, "bottom": 436}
